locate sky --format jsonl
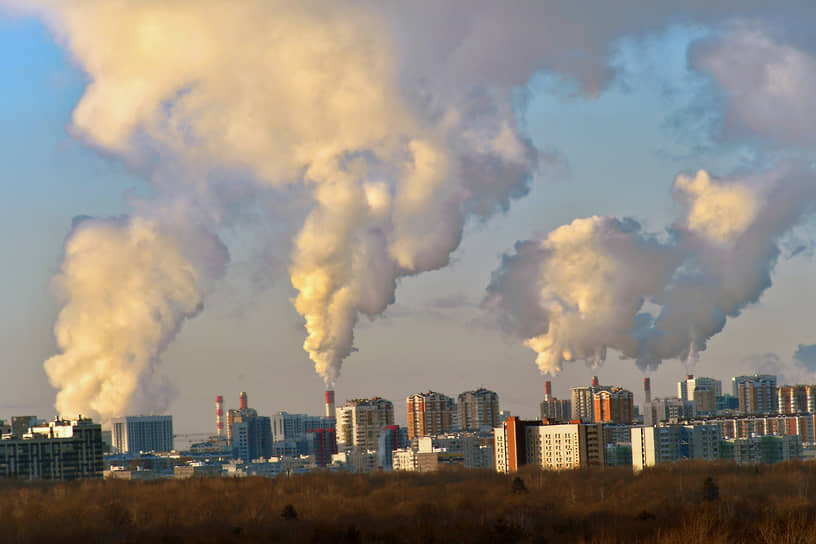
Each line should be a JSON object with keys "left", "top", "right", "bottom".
{"left": 2, "top": 3, "right": 816, "bottom": 435}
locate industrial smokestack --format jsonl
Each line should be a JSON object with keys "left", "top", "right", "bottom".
{"left": 239, "top": 391, "right": 248, "bottom": 411}
{"left": 325, "top": 390, "right": 335, "bottom": 419}
{"left": 544, "top": 381, "right": 552, "bottom": 401}
{"left": 215, "top": 395, "right": 224, "bottom": 437}
{"left": 643, "top": 378, "right": 651, "bottom": 405}
{"left": 592, "top": 376, "right": 599, "bottom": 387}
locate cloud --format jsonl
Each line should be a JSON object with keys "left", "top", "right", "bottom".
{"left": 793, "top": 344, "right": 816, "bottom": 372}
{"left": 692, "top": 23, "right": 816, "bottom": 146}
{"left": 486, "top": 164, "right": 816, "bottom": 375}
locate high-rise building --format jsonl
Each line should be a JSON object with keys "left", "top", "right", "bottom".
{"left": 571, "top": 379, "right": 613, "bottom": 422}
{"left": 631, "top": 424, "right": 719, "bottom": 471}
{"left": 406, "top": 391, "right": 456, "bottom": 439}
{"left": 111, "top": 415, "right": 173, "bottom": 454}
{"left": 494, "top": 417, "right": 603, "bottom": 473}
{"left": 540, "top": 380, "right": 571, "bottom": 422}
{"left": 734, "top": 375, "right": 777, "bottom": 414}
{"left": 644, "top": 398, "right": 696, "bottom": 425}
{"left": 232, "top": 416, "right": 272, "bottom": 461}
{"left": 678, "top": 375, "right": 722, "bottom": 401}
{"left": 336, "top": 397, "right": 394, "bottom": 450}
{"left": 271, "top": 412, "right": 334, "bottom": 442}
{"left": 456, "top": 388, "right": 500, "bottom": 431}
{"left": 540, "top": 397, "right": 571, "bottom": 422}
{"left": 0, "top": 416, "right": 103, "bottom": 480}
{"left": 592, "top": 388, "right": 634, "bottom": 424}
{"left": 226, "top": 392, "right": 258, "bottom": 442}
{"left": 307, "top": 428, "right": 337, "bottom": 467}
{"left": 693, "top": 386, "right": 717, "bottom": 413}
{"left": 377, "top": 425, "right": 406, "bottom": 470}
{"left": 778, "top": 385, "right": 811, "bottom": 414}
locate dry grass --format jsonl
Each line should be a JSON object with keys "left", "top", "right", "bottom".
{"left": 3, "top": 461, "right": 816, "bottom": 542}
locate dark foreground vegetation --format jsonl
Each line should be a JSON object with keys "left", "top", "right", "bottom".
{"left": 4, "top": 462, "right": 816, "bottom": 542}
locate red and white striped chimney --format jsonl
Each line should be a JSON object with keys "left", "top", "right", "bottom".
{"left": 544, "top": 381, "right": 552, "bottom": 401}
{"left": 643, "top": 378, "right": 651, "bottom": 405}
{"left": 325, "top": 390, "right": 335, "bottom": 419}
{"left": 215, "top": 395, "right": 224, "bottom": 437}
{"left": 239, "top": 391, "right": 248, "bottom": 410}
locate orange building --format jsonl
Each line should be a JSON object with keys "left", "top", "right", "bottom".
{"left": 406, "top": 391, "right": 456, "bottom": 440}
{"left": 592, "top": 387, "right": 634, "bottom": 424}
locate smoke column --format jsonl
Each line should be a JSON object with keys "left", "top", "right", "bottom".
{"left": 10, "top": 1, "right": 816, "bottom": 413}
{"left": 486, "top": 166, "right": 816, "bottom": 374}
{"left": 13, "top": 0, "right": 543, "bottom": 392}
{"left": 45, "top": 217, "right": 227, "bottom": 422}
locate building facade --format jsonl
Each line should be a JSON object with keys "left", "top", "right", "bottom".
{"left": 271, "top": 412, "right": 334, "bottom": 442}
{"left": 456, "top": 388, "right": 499, "bottom": 431}
{"left": 631, "top": 424, "right": 720, "bottom": 472}
{"left": 494, "top": 417, "right": 604, "bottom": 473}
{"left": 777, "top": 385, "right": 815, "bottom": 415}
{"left": 406, "top": 391, "right": 456, "bottom": 440}
{"left": 232, "top": 415, "right": 272, "bottom": 461}
{"left": 678, "top": 375, "right": 722, "bottom": 401}
{"left": 733, "top": 375, "right": 777, "bottom": 414}
{"left": 336, "top": 397, "right": 394, "bottom": 450}
{"left": 0, "top": 417, "right": 103, "bottom": 480}
{"left": 592, "top": 388, "right": 634, "bottom": 424}
{"left": 111, "top": 415, "right": 173, "bottom": 454}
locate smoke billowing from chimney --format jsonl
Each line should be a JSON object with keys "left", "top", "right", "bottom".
{"left": 486, "top": 166, "right": 816, "bottom": 375}
{"left": 15, "top": 0, "right": 544, "bottom": 395}
{"left": 11, "top": 1, "right": 816, "bottom": 415}
{"left": 44, "top": 217, "right": 227, "bottom": 423}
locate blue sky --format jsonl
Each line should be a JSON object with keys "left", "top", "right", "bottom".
{"left": 2, "top": 7, "right": 815, "bottom": 433}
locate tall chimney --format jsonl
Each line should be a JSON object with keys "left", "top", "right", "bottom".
{"left": 591, "top": 375, "right": 599, "bottom": 387}
{"left": 239, "top": 391, "right": 248, "bottom": 410}
{"left": 215, "top": 395, "right": 224, "bottom": 437}
{"left": 643, "top": 378, "right": 651, "bottom": 405}
{"left": 544, "top": 381, "right": 552, "bottom": 401}
{"left": 325, "top": 390, "right": 335, "bottom": 419}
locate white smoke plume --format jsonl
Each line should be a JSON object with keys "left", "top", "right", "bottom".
{"left": 486, "top": 166, "right": 816, "bottom": 374}
{"left": 10, "top": 0, "right": 816, "bottom": 411}
{"left": 46, "top": 217, "right": 227, "bottom": 422}
{"left": 11, "top": 0, "right": 542, "bottom": 391}
{"left": 692, "top": 23, "right": 816, "bottom": 146}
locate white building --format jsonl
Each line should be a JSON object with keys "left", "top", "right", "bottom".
{"left": 111, "top": 415, "right": 173, "bottom": 454}
{"left": 336, "top": 398, "right": 394, "bottom": 451}
{"left": 494, "top": 418, "right": 604, "bottom": 473}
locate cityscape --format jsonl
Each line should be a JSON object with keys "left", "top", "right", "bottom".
{"left": 5, "top": 0, "right": 816, "bottom": 541}
{"left": 2, "top": 372, "right": 814, "bottom": 480}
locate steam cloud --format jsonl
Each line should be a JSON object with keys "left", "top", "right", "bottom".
{"left": 46, "top": 217, "right": 227, "bottom": 421}
{"left": 13, "top": 0, "right": 548, "bottom": 414}
{"left": 7, "top": 0, "right": 816, "bottom": 417}
{"left": 486, "top": 166, "right": 816, "bottom": 374}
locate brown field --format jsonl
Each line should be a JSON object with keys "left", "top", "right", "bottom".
{"left": 3, "top": 461, "right": 816, "bottom": 543}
